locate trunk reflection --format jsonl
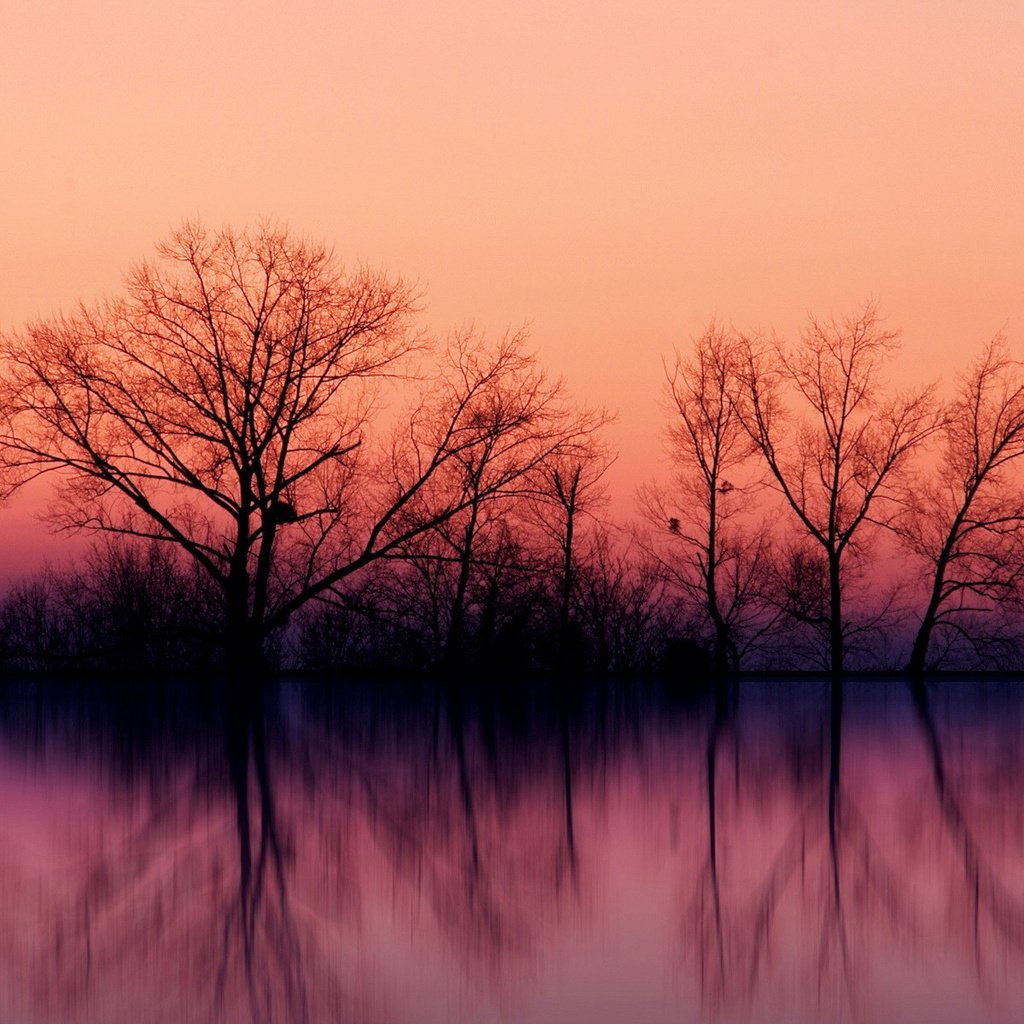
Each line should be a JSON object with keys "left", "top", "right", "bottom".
{"left": 0, "top": 677, "right": 1023, "bottom": 1023}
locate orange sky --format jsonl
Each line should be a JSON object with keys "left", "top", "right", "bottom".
{"left": 2, "top": 1, "right": 1024, "bottom": 575}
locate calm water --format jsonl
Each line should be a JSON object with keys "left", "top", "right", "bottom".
{"left": 0, "top": 675, "right": 1022, "bottom": 1024}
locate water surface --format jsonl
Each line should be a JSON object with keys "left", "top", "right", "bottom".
{"left": 0, "top": 676, "right": 1022, "bottom": 1023}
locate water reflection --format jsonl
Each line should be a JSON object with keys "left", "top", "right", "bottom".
{"left": 1, "top": 676, "right": 1023, "bottom": 1022}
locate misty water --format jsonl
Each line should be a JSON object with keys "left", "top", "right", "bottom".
{"left": 0, "top": 676, "right": 1022, "bottom": 1024}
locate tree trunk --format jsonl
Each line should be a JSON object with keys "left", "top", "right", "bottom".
{"left": 828, "top": 553, "right": 843, "bottom": 680}
{"left": 558, "top": 510, "right": 575, "bottom": 674}
{"left": 225, "top": 561, "right": 265, "bottom": 683}
{"left": 907, "top": 542, "right": 956, "bottom": 677}
{"left": 706, "top": 486, "right": 732, "bottom": 681}
{"left": 907, "top": 617, "right": 935, "bottom": 679}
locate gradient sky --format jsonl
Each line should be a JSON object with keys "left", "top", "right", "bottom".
{"left": 2, "top": 0, "right": 1024, "bottom": 574}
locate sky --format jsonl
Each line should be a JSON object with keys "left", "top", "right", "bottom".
{"left": 2, "top": 0, "right": 1024, "bottom": 574}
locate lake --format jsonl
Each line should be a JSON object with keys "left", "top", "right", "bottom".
{"left": 0, "top": 675, "right": 1022, "bottom": 1023}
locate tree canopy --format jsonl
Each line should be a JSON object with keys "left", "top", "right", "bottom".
{"left": 0, "top": 223, "right": 590, "bottom": 668}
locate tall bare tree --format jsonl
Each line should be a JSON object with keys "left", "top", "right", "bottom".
{"left": 740, "top": 305, "right": 938, "bottom": 677}
{"left": 642, "top": 322, "right": 773, "bottom": 674}
{"left": 0, "top": 224, "right": 586, "bottom": 671}
{"left": 902, "top": 338, "right": 1024, "bottom": 674}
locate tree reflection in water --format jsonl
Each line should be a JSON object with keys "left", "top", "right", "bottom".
{"left": 1, "top": 677, "right": 1024, "bottom": 1023}
{"left": 678, "top": 679, "right": 1012, "bottom": 1023}
{"left": 0, "top": 680, "right": 373, "bottom": 1023}
{"left": 217, "top": 685, "right": 307, "bottom": 1023}
{"left": 910, "top": 680, "right": 1024, "bottom": 979}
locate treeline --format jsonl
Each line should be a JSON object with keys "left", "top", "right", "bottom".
{"left": 1, "top": 224, "right": 1024, "bottom": 678}
{"left": 0, "top": 533, "right": 679, "bottom": 675}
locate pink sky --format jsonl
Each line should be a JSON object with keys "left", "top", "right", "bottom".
{"left": 2, "top": 1, "right": 1024, "bottom": 574}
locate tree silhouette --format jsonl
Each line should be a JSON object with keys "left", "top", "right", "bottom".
{"left": 526, "top": 426, "right": 614, "bottom": 672}
{"left": 739, "top": 305, "right": 938, "bottom": 677}
{"left": 0, "top": 225, "right": 585, "bottom": 672}
{"left": 0, "top": 539, "right": 215, "bottom": 672}
{"left": 572, "top": 531, "right": 666, "bottom": 674}
{"left": 383, "top": 331, "right": 599, "bottom": 672}
{"left": 643, "top": 322, "right": 775, "bottom": 675}
{"left": 902, "top": 338, "right": 1024, "bottom": 674}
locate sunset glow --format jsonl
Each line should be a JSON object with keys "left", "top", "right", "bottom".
{"left": 5, "top": 10, "right": 1024, "bottom": 1021}
{"left": 3, "top": 2, "right": 1024, "bottom": 575}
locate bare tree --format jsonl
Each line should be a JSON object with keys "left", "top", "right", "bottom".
{"left": 526, "top": 426, "right": 614, "bottom": 672}
{"left": 373, "top": 330, "right": 596, "bottom": 671}
{"left": 740, "top": 305, "right": 938, "bottom": 677}
{"left": 642, "top": 322, "right": 775, "bottom": 674}
{"left": 0, "top": 538, "right": 219, "bottom": 672}
{"left": 0, "top": 224, "right": 588, "bottom": 672}
{"left": 902, "top": 338, "right": 1024, "bottom": 674}
{"left": 572, "top": 530, "right": 667, "bottom": 674}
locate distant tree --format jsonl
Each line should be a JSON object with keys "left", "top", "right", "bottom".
{"left": 0, "top": 570, "right": 73, "bottom": 670}
{"left": 739, "top": 305, "right": 939, "bottom": 677}
{"left": 642, "top": 322, "right": 775, "bottom": 675}
{"left": 902, "top": 338, "right": 1024, "bottom": 674}
{"left": 527, "top": 427, "right": 614, "bottom": 672}
{"left": 765, "top": 538, "right": 899, "bottom": 671}
{"left": 74, "top": 539, "right": 219, "bottom": 667}
{"left": 0, "top": 225, "right": 588, "bottom": 674}
{"left": 465, "top": 520, "right": 540, "bottom": 673}
{"left": 387, "top": 331, "right": 600, "bottom": 672}
{"left": 0, "top": 539, "right": 215, "bottom": 671}
{"left": 573, "top": 531, "right": 666, "bottom": 674}
{"left": 291, "top": 563, "right": 427, "bottom": 673}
